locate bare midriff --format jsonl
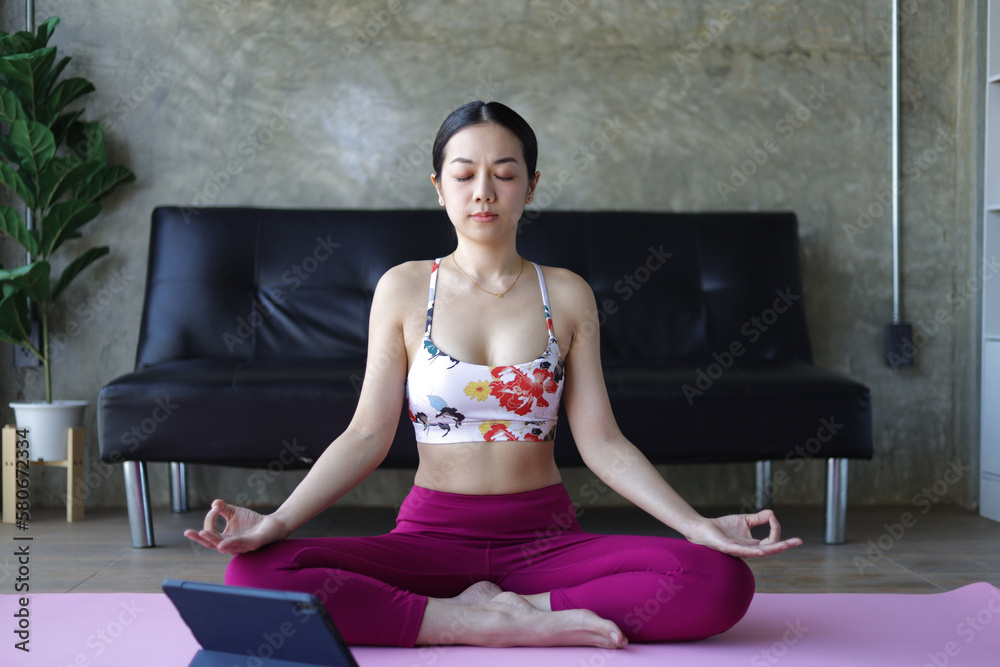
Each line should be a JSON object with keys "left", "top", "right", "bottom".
{"left": 414, "top": 440, "right": 562, "bottom": 495}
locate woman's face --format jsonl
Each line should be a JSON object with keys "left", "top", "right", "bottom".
{"left": 432, "top": 122, "right": 539, "bottom": 242}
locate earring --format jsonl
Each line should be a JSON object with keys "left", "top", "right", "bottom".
{"left": 438, "top": 198, "right": 444, "bottom": 206}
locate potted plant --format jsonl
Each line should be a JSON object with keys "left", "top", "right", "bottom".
{"left": 0, "top": 17, "right": 135, "bottom": 460}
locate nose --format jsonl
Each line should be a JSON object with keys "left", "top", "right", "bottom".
{"left": 474, "top": 173, "right": 494, "bottom": 203}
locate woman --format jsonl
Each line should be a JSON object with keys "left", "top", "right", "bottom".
{"left": 185, "top": 101, "right": 802, "bottom": 649}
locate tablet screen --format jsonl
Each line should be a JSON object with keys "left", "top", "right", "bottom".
{"left": 163, "top": 579, "right": 358, "bottom": 667}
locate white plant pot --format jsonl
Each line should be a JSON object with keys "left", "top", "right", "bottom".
{"left": 9, "top": 401, "right": 88, "bottom": 462}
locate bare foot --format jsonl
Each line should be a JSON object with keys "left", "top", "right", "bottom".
{"left": 433, "top": 581, "right": 504, "bottom": 606}
{"left": 520, "top": 591, "right": 551, "bottom": 611}
{"left": 417, "top": 591, "right": 627, "bottom": 649}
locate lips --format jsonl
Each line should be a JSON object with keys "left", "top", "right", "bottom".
{"left": 470, "top": 211, "right": 498, "bottom": 222}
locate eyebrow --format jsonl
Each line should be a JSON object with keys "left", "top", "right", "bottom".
{"left": 449, "top": 157, "right": 519, "bottom": 166}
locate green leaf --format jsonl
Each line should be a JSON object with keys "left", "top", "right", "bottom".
{"left": 0, "top": 206, "right": 39, "bottom": 255}
{"left": 40, "top": 55, "right": 71, "bottom": 98}
{"left": 8, "top": 119, "right": 56, "bottom": 175}
{"left": 50, "top": 109, "right": 84, "bottom": 147}
{"left": 0, "top": 288, "right": 32, "bottom": 346}
{"left": 38, "top": 199, "right": 102, "bottom": 257}
{"left": 51, "top": 246, "right": 109, "bottom": 302}
{"left": 0, "top": 47, "right": 57, "bottom": 113}
{"left": 31, "top": 17, "right": 61, "bottom": 51}
{"left": 0, "top": 163, "right": 35, "bottom": 208}
{"left": 36, "top": 156, "right": 100, "bottom": 210}
{"left": 15, "top": 164, "right": 36, "bottom": 197}
{"left": 76, "top": 164, "right": 136, "bottom": 204}
{"left": 0, "top": 261, "right": 50, "bottom": 303}
{"left": 66, "top": 120, "right": 106, "bottom": 169}
{"left": 0, "top": 32, "right": 34, "bottom": 57}
{"left": 37, "top": 76, "right": 92, "bottom": 125}
{"left": 0, "top": 87, "right": 25, "bottom": 123}
{"left": 0, "top": 136, "right": 20, "bottom": 163}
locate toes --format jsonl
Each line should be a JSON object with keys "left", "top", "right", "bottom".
{"left": 564, "top": 609, "right": 627, "bottom": 649}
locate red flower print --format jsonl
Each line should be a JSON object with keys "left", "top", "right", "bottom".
{"left": 482, "top": 422, "right": 518, "bottom": 441}
{"left": 489, "top": 366, "right": 559, "bottom": 416}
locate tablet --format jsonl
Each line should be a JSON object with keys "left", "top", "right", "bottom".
{"left": 163, "top": 579, "right": 358, "bottom": 667}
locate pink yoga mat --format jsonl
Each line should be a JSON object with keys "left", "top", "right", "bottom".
{"left": 2, "top": 583, "right": 999, "bottom": 666}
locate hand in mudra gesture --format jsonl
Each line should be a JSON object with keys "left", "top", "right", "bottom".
{"left": 686, "top": 509, "right": 803, "bottom": 558}
{"left": 184, "top": 499, "right": 289, "bottom": 555}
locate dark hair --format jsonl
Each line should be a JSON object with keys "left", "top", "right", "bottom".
{"left": 432, "top": 101, "right": 538, "bottom": 179}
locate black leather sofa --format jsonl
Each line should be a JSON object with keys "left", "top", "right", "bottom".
{"left": 98, "top": 207, "right": 873, "bottom": 547}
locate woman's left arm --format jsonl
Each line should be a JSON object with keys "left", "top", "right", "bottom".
{"left": 555, "top": 271, "right": 802, "bottom": 558}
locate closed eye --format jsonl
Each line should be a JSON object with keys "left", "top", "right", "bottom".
{"left": 455, "top": 174, "right": 517, "bottom": 183}
{"left": 455, "top": 175, "right": 515, "bottom": 182}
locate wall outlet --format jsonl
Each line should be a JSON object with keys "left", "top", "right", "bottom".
{"left": 884, "top": 322, "right": 914, "bottom": 369}
{"left": 13, "top": 327, "right": 41, "bottom": 367}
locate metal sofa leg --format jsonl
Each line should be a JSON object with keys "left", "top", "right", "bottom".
{"left": 755, "top": 460, "right": 772, "bottom": 510}
{"left": 124, "top": 460, "right": 155, "bottom": 548}
{"left": 170, "top": 462, "right": 188, "bottom": 513}
{"left": 825, "top": 458, "right": 848, "bottom": 544}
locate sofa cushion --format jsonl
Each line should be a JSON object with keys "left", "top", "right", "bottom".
{"left": 560, "top": 361, "right": 872, "bottom": 465}
{"left": 100, "top": 358, "right": 410, "bottom": 466}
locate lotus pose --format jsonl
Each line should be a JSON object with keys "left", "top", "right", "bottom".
{"left": 185, "top": 101, "right": 801, "bottom": 649}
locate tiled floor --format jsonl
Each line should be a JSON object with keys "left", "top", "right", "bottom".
{"left": 3, "top": 503, "right": 998, "bottom": 595}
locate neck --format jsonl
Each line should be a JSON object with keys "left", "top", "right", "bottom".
{"left": 452, "top": 243, "right": 522, "bottom": 279}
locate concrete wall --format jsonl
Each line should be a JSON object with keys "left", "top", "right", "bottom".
{"left": 0, "top": 1, "right": 986, "bottom": 514}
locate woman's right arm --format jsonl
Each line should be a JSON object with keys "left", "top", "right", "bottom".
{"left": 184, "top": 266, "right": 414, "bottom": 554}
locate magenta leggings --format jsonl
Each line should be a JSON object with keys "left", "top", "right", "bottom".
{"left": 226, "top": 483, "right": 755, "bottom": 646}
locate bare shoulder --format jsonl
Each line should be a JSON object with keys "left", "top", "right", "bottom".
{"left": 537, "top": 265, "right": 598, "bottom": 350}
{"left": 372, "top": 260, "right": 434, "bottom": 318}
{"left": 538, "top": 265, "right": 596, "bottom": 310}
{"left": 376, "top": 260, "right": 433, "bottom": 298}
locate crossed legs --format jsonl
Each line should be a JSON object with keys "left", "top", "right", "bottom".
{"left": 225, "top": 526, "right": 754, "bottom": 647}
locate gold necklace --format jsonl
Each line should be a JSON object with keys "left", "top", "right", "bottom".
{"left": 452, "top": 253, "right": 525, "bottom": 298}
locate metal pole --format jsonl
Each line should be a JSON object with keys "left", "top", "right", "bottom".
{"left": 891, "top": 0, "right": 901, "bottom": 324}
{"left": 123, "top": 461, "right": 155, "bottom": 548}
{"left": 170, "top": 462, "right": 189, "bottom": 513}
{"left": 824, "top": 458, "right": 849, "bottom": 544}
{"left": 754, "top": 460, "right": 772, "bottom": 510}
{"left": 24, "top": 0, "right": 34, "bottom": 254}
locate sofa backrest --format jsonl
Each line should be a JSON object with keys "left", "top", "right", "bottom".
{"left": 136, "top": 207, "right": 811, "bottom": 368}
{"left": 518, "top": 210, "right": 812, "bottom": 366}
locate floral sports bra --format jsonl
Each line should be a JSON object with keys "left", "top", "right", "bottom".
{"left": 407, "top": 258, "right": 565, "bottom": 444}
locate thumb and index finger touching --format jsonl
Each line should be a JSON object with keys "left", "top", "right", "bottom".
{"left": 744, "top": 509, "right": 803, "bottom": 552}
{"left": 183, "top": 498, "right": 242, "bottom": 552}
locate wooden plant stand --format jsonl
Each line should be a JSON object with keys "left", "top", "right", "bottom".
{"left": 2, "top": 424, "right": 85, "bottom": 523}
